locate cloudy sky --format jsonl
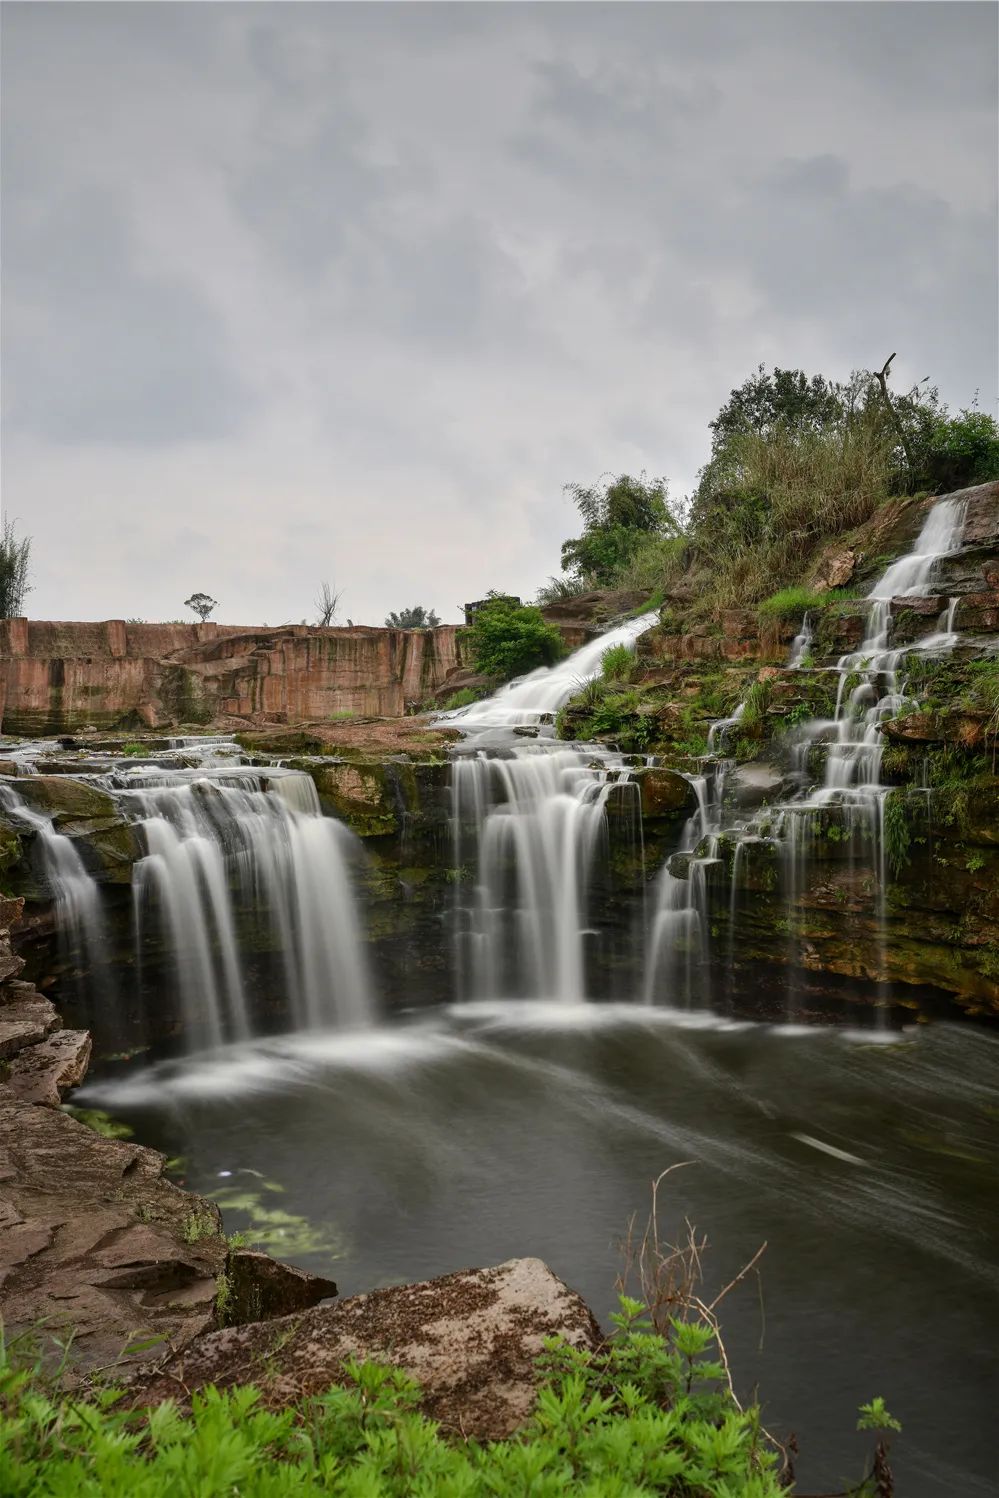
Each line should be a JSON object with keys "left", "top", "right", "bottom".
{"left": 3, "top": 2, "right": 996, "bottom": 626}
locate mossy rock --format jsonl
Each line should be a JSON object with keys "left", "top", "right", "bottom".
{"left": 15, "top": 776, "right": 119, "bottom": 824}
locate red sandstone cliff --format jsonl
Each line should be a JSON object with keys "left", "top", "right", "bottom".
{"left": 0, "top": 620, "right": 467, "bottom": 733}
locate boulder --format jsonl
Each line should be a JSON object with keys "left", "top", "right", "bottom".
{"left": 133, "top": 1257, "right": 603, "bottom": 1439}
{"left": 14, "top": 776, "right": 119, "bottom": 824}
{"left": 633, "top": 767, "right": 696, "bottom": 818}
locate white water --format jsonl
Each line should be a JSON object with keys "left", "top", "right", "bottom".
{"left": 0, "top": 783, "right": 110, "bottom": 986}
{"left": 120, "top": 767, "right": 374, "bottom": 1045}
{"left": 446, "top": 614, "right": 656, "bottom": 1002}
{"left": 444, "top": 614, "right": 656, "bottom": 727}
{"left": 452, "top": 748, "right": 629, "bottom": 1002}
{"left": 646, "top": 493, "right": 972, "bottom": 1016}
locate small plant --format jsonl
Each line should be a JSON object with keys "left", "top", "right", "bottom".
{"left": 882, "top": 791, "right": 911, "bottom": 879}
{"left": 442, "top": 687, "right": 483, "bottom": 710}
{"left": 121, "top": 742, "right": 147, "bottom": 757}
{"left": 181, "top": 1209, "right": 216, "bottom": 1244}
{"left": 600, "top": 642, "right": 637, "bottom": 682}
{"left": 740, "top": 678, "right": 773, "bottom": 731}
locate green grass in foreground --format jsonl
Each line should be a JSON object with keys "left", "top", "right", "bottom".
{"left": 0, "top": 1299, "right": 900, "bottom": 1497}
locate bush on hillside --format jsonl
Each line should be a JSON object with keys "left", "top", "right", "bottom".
{"left": 465, "top": 593, "right": 563, "bottom": 680}
{"left": 560, "top": 473, "right": 683, "bottom": 589}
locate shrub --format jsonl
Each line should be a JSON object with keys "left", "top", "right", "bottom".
{"left": 560, "top": 473, "right": 683, "bottom": 588}
{"left": 465, "top": 593, "right": 563, "bottom": 680}
{"left": 921, "top": 407, "right": 999, "bottom": 492}
{"left": 0, "top": 1312, "right": 794, "bottom": 1497}
{"left": 535, "top": 575, "right": 589, "bottom": 606}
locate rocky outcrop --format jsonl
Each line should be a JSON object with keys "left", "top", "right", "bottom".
{"left": 0, "top": 620, "right": 468, "bottom": 734}
{"left": 0, "top": 898, "right": 337, "bottom": 1376}
{"left": 134, "top": 1257, "right": 602, "bottom": 1438}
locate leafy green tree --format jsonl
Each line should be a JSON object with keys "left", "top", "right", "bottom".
{"left": 0, "top": 520, "right": 31, "bottom": 619}
{"left": 560, "top": 473, "right": 680, "bottom": 588}
{"left": 385, "top": 605, "right": 441, "bottom": 628}
{"left": 466, "top": 592, "right": 563, "bottom": 679}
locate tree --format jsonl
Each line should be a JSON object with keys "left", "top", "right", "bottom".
{"left": 184, "top": 592, "right": 218, "bottom": 622}
{"left": 385, "top": 605, "right": 441, "bottom": 629}
{"left": 0, "top": 519, "right": 31, "bottom": 619}
{"left": 465, "top": 592, "right": 563, "bottom": 680}
{"left": 316, "top": 581, "right": 342, "bottom": 627}
{"left": 559, "top": 473, "right": 680, "bottom": 588}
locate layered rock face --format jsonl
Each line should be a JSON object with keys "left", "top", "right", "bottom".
{"left": 0, "top": 620, "right": 467, "bottom": 734}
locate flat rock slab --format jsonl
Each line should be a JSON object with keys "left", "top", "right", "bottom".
{"left": 0, "top": 996, "right": 60, "bottom": 1059}
{"left": 0, "top": 1086, "right": 227, "bottom": 1376}
{"left": 7, "top": 1028, "right": 92, "bottom": 1106}
{"left": 134, "top": 1257, "right": 602, "bottom": 1439}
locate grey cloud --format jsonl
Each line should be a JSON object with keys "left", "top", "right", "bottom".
{"left": 3, "top": 189, "right": 253, "bottom": 446}
{"left": 2, "top": 1, "right": 996, "bottom": 627}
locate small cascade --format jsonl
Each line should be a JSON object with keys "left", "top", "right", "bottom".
{"left": 788, "top": 611, "right": 814, "bottom": 668}
{"left": 445, "top": 614, "right": 655, "bottom": 728}
{"left": 643, "top": 492, "right": 971, "bottom": 1018}
{"left": 452, "top": 747, "right": 628, "bottom": 1001}
{"left": 0, "top": 782, "right": 110, "bottom": 989}
{"left": 445, "top": 613, "right": 656, "bottom": 1002}
{"left": 118, "top": 767, "right": 374, "bottom": 1045}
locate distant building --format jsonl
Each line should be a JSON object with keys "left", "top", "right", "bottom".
{"left": 463, "top": 595, "right": 521, "bottom": 625}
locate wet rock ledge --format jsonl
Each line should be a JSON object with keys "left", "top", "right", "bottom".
{"left": 0, "top": 902, "right": 600, "bottom": 1433}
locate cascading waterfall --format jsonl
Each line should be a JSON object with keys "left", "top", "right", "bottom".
{"left": 645, "top": 493, "right": 970, "bottom": 1016}
{"left": 117, "top": 765, "right": 375, "bottom": 1045}
{"left": 445, "top": 615, "right": 654, "bottom": 728}
{"left": 0, "top": 783, "right": 110, "bottom": 991}
{"left": 445, "top": 614, "right": 656, "bottom": 1002}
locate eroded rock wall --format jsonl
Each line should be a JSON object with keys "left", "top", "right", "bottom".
{"left": 0, "top": 621, "right": 467, "bottom": 734}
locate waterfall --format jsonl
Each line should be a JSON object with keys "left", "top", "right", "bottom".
{"left": 444, "top": 614, "right": 655, "bottom": 727}
{"left": 446, "top": 614, "right": 656, "bottom": 1002}
{"left": 644, "top": 493, "right": 970, "bottom": 1018}
{"left": 0, "top": 783, "right": 109, "bottom": 989}
{"left": 452, "top": 748, "right": 622, "bottom": 1001}
{"left": 119, "top": 767, "right": 375, "bottom": 1045}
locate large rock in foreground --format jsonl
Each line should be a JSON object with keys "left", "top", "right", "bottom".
{"left": 135, "top": 1257, "right": 602, "bottom": 1439}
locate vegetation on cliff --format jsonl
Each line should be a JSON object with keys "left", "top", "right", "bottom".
{"left": 539, "top": 364, "right": 999, "bottom": 617}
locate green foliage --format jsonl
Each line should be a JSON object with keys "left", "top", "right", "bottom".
{"left": 62, "top": 1107, "right": 134, "bottom": 1141}
{"left": 442, "top": 687, "right": 484, "bottom": 710}
{"left": 757, "top": 587, "right": 828, "bottom": 620}
{"left": 882, "top": 792, "right": 911, "bottom": 879}
{"left": 918, "top": 406, "right": 999, "bottom": 493}
{"left": 601, "top": 643, "right": 638, "bottom": 683}
{"left": 465, "top": 593, "right": 563, "bottom": 681}
{"left": 739, "top": 680, "right": 772, "bottom": 732}
{"left": 560, "top": 473, "right": 683, "bottom": 589}
{"left": 535, "top": 574, "right": 589, "bottom": 606}
{"left": 0, "top": 520, "right": 31, "bottom": 620}
{"left": 385, "top": 605, "right": 441, "bottom": 629}
{"left": 856, "top": 1397, "right": 902, "bottom": 1434}
{"left": 0, "top": 1306, "right": 790, "bottom": 1496}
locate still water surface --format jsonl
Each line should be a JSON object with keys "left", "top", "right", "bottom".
{"left": 82, "top": 1008, "right": 998, "bottom": 1496}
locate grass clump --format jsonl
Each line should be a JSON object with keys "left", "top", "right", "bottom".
{"left": 601, "top": 642, "right": 638, "bottom": 682}
{"left": 757, "top": 586, "right": 828, "bottom": 620}
{"left": 442, "top": 687, "right": 484, "bottom": 710}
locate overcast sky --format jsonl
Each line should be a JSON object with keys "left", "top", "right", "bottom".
{"left": 3, "top": 2, "right": 996, "bottom": 626}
